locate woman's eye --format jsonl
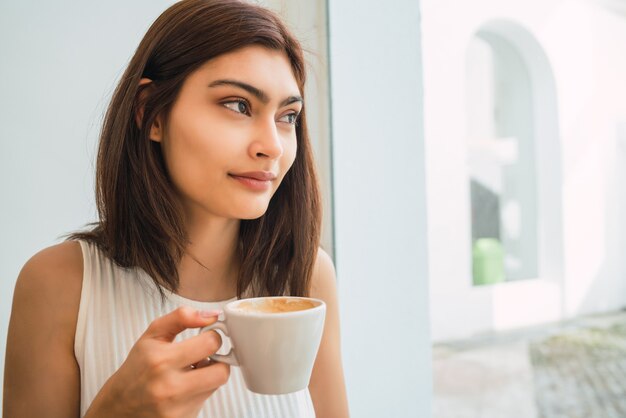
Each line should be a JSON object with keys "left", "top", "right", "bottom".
{"left": 223, "top": 99, "right": 250, "bottom": 115}
{"left": 279, "top": 112, "right": 300, "bottom": 125}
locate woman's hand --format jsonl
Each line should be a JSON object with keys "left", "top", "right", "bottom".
{"left": 84, "top": 306, "right": 230, "bottom": 418}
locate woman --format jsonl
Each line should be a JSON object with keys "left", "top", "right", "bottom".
{"left": 3, "top": 0, "right": 349, "bottom": 417}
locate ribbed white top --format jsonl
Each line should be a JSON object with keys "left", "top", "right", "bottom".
{"left": 74, "top": 240, "right": 316, "bottom": 417}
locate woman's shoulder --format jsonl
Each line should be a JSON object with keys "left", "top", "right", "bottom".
{"left": 13, "top": 240, "right": 84, "bottom": 335}
{"left": 17, "top": 240, "right": 83, "bottom": 292}
{"left": 310, "top": 247, "right": 337, "bottom": 300}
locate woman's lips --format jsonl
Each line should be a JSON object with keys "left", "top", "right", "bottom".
{"left": 228, "top": 172, "right": 276, "bottom": 191}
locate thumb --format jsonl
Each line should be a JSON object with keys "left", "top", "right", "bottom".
{"left": 143, "top": 306, "right": 222, "bottom": 342}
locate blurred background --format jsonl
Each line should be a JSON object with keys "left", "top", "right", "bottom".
{"left": 424, "top": 1, "right": 626, "bottom": 416}
{"left": 2, "top": 0, "right": 626, "bottom": 417}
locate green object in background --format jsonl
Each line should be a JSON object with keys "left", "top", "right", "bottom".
{"left": 472, "top": 238, "right": 505, "bottom": 285}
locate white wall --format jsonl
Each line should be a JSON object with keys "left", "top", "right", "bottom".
{"left": 328, "top": 0, "right": 432, "bottom": 416}
{"left": 0, "top": 0, "right": 177, "bottom": 406}
{"left": 423, "top": 0, "right": 626, "bottom": 341}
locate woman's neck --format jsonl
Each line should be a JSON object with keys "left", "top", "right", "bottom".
{"left": 176, "top": 215, "right": 240, "bottom": 302}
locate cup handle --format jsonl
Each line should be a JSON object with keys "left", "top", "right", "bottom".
{"left": 199, "top": 320, "right": 240, "bottom": 367}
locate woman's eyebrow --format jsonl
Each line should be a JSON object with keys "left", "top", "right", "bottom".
{"left": 208, "top": 79, "right": 303, "bottom": 107}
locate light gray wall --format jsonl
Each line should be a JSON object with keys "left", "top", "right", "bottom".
{"left": 327, "top": 0, "right": 432, "bottom": 416}
{"left": 0, "top": 0, "right": 176, "bottom": 405}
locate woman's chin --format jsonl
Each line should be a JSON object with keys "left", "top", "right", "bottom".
{"left": 231, "top": 204, "right": 270, "bottom": 220}
{"left": 200, "top": 198, "right": 272, "bottom": 220}
{"left": 236, "top": 212, "right": 265, "bottom": 220}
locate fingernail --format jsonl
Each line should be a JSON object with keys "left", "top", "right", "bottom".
{"left": 199, "top": 309, "right": 222, "bottom": 318}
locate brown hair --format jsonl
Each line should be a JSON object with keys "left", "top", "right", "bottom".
{"left": 70, "top": 0, "right": 321, "bottom": 299}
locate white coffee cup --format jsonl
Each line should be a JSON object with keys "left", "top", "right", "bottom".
{"left": 199, "top": 296, "right": 326, "bottom": 395}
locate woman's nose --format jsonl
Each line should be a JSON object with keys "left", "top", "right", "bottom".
{"left": 250, "top": 118, "right": 283, "bottom": 159}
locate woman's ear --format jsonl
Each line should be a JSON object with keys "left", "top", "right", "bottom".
{"left": 135, "top": 78, "right": 163, "bottom": 142}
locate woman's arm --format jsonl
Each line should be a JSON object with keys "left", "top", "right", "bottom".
{"left": 3, "top": 241, "right": 230, "bottom": 418}
{"left": 308, "top": 248, "right": 350, "bottom": 418}
{"left": 3, "top": 241, "right": 83, "bottom": 417}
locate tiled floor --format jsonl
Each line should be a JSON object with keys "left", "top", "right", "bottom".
{"left": 433, "top": 310, "right": 626, "bottom": 418}
{"left": 434, "top": 340, "right": 537, "bottom": 418}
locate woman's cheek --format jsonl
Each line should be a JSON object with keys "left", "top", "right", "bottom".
{"left": 284, "top": 138, "right": 297, "bottom": 168}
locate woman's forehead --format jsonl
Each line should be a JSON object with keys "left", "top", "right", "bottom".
{"left": 191, "top": 45, "right": 301, "bottom": 97}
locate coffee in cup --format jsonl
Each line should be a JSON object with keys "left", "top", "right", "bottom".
{"left": 235, "top": 297, "right": 317, "bottom": 313}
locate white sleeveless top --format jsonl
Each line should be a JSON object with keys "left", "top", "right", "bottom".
{"left": 74, "top": 240, "right": 316, "bottom": 417}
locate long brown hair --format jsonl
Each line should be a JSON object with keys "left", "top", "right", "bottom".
{"left": 70, "top": 0, "right": 321, "bottom": 299}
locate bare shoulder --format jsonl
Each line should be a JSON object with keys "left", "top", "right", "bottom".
{"left": 19, "top": 240, "right": 83, "bottom": 275}
{"left": 16, "top": 240, "right": 83, "bottom": 295}
{"left": 310, "top": 247, "right": 337, "bottom": 300}
{"left": 13, "top": 240, "right": 84, "bottom": 335}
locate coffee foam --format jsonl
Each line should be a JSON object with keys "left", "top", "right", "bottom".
{"left": 235, "top": 298, "right": 317, "bottom": 314}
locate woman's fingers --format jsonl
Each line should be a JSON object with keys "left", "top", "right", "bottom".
{"left": 181, "top": 361, "right": 231, "bottom": 396}
{"left": 138, "top": 307, "right": 231, "bottom": 398}
{"left": 170, "top": 329, "right": 223, "bottom": 368}
{"left": 143, "top": 307, "right": 221, "bottom": 342}
{"left": 193, "top": 358, "right": 216, "bottom": 369}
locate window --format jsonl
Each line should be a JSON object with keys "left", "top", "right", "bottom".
{"left": 466, "top": 30, "right": 539, "bottom": 284}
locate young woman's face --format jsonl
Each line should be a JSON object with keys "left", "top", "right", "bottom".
{"left": 151, "top": 45, "right": 302, "bottom": 221}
